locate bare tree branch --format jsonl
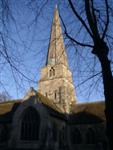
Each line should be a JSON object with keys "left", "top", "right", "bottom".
{"left": 102, "top": 0, "right": 109, "bottom": 39}
{"left": 59, "top": 14, "right": 93, "bottom": 48}
{"left": 68, "top": 0, "right": 93, "bottom": 38}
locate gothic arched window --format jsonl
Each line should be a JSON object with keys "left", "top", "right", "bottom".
{"left": 53, "top": 68, "right": 55, "bottom": 76}
{"left": 49, "top": 67, "right": 55, "bottom": 77}
{"left": 70, "top": 128, "right": 82, "bottom": 144}
{"left": 86, "top": 128, "right": 96, "bottom": 144}
{"left": 21, "top": 107, "right": 40, "bottom": 141}
{"left": 50, "top": 69, "right": 52, "bottom": 77}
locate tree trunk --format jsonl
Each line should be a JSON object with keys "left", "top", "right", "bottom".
{"left": 93, "top": 40, "right": 113, "bottom": 150}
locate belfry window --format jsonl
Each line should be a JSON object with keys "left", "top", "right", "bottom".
{"left": 21, "top": 107, "right": 40, "bottom": 141}
{"left": 50, "top": 69, "right": 52, "bottom": 77}
{"left": 49, "top": 67, "right": 55, "bottom": 77}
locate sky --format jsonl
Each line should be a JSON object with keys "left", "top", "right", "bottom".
{"left": 1, "top": 0, "right": 111, "bottom": 103}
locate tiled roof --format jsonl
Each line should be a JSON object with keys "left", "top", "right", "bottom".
{"left": 0, "top": 100, "right": 21, "bottom": 115}
{"left": 0, "top": 89, "right": 105, "bottom": 122}
{"left": 71, "top": 101, "right": 105, "bottom": 120}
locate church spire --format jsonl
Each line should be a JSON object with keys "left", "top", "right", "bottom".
{"left": 46, "top": 6, "right": 68, "bottom": 67}
{"left": 38, "top": 6, "right": 76, "bottom": 114}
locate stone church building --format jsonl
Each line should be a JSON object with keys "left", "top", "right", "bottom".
{"left": 0, "top": 6, "right": 108, "bottom": 150}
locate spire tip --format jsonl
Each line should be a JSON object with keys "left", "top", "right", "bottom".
{"left": 55, "top": 4, "right": 58, "bottom": 9}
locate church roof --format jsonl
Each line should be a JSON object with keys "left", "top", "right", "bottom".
{"left": 0, "top": 92, "right": 105, "bottom": 123}
{"left": 0, "top": 87, "right": 105, "bottom": 123}
{"left": 0, "top": 90, "right": 64, "bottom": 118}
{"left": 0, "top": 100, "right": 21, "bottom": 115}
{"left": 71, "top": 101, "right": 105, "bottom": 120}
{"left": 0, "top": 100, "right": 21, "bottom": 123}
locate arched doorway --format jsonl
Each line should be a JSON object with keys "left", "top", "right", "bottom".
{"left": 21, "top": 107, "right": 40, "bottom": 141}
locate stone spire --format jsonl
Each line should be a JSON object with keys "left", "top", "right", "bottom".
{"left": 46, "top": 5, "right": 68, "bottom": 67}
{"left": 38, "top": 6, "right": 76, "bottom": 114}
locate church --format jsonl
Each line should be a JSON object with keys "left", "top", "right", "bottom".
{"left": 0, "top": 6, "right": 108, "bottom": 150}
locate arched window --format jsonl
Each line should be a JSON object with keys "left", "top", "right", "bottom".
{"left": 86, "top": 128, "right": 96, "bottom": 144}
{"left": 49, "top": 67, "right": 55, "bottom": 77}
{"left": 21, "top": 107, "right": 40, "bottom": 141}
{"left": 70, "top": 128, "right": 82, "bottom": 144}
{"left": 53, "top": 68, "right": 55, "bottom": 76}
{"left": 50, "top": 69, "right": 52, "bottom": 77}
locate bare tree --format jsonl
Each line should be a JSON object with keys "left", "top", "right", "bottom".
{"left": 0, "top": 0, "right": 38, "bottom": 98}
{"left": 0, "top": 91, "right": 11, "bottom": 102}
{"left": 60, "top": 0, "right": 113, "bottom": 149}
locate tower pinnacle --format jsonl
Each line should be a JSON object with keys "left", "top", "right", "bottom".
{"left": 46, "top": 6, "right": 68, "bottom": 67}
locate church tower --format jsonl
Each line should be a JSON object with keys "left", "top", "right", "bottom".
{"left": 38, "top": 6, "right": 76, "bottom": 113}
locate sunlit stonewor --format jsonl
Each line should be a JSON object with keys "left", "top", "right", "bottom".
{"left": 38, "top": 6, "right": 76, "bottom": 114}
{"left": 0, "top": 6, "right": 108, "bottom": 150}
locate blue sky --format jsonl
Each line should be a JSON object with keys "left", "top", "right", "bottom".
{"left": 0, "top": 0, "right": 108, "bottom": 103}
